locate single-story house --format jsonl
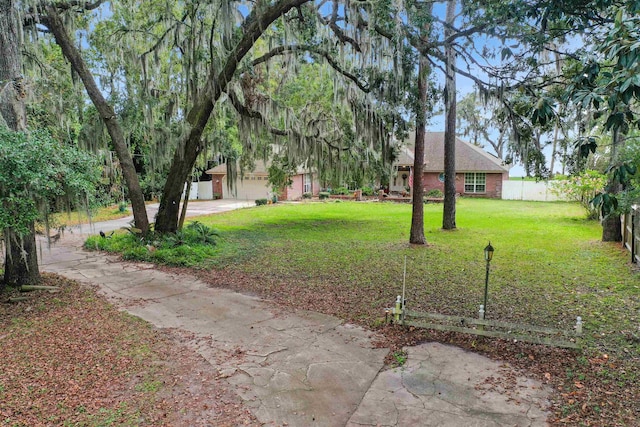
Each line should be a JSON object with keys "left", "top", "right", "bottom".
{"left": 205, "top": 161, "right": 320, "bottom": 200}
{"left": 393, "top": 132, "right": 509, "bottom": 198}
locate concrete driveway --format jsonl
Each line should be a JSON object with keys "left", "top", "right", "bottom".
{"left": 65, "top": 199, "right": 255, "bottom": 235}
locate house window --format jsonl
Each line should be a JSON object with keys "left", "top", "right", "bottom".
{"left": 438, "top": 173, "right": 445, "bottom": 183}
{"left": 303, "top": 174, "right": 312, "bottom": 193}
{"left": 464, "top": 173, "right": 486, "bottom": 193}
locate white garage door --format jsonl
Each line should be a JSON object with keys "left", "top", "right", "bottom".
{"left": 222, "top": 175, "right": 270, "bottom": 200}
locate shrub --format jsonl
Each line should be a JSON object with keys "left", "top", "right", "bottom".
{"left": 185, "top": 221, "right": 219, "bottom": 245}
{"left": 118, "top": 201, "right": 128, "bottom": 213}
{"left": 85, "top": 225, "right": 220, "bottom": 267}
{"left": 361, "top": 186, "right": 374, "bottom": 196}
{"left": 302, "top": 192, "right": 312, "bottom": 199}
{"left": 122, "top": 245, "right": 149, "bottom": 260}
{"left": 549, "top": 170, "right": 606, "bottom": 219}
{"left": 319, "top": 192, "right": 330, "bottom": 200}
{"left": 333, "top": 187, "right": 351, "bottom": 195}
{"left": 426, "top": 189, "right": 444, "bottom": 198}
{"left": 256, "top": 198, "right": 268, "bottom": 206}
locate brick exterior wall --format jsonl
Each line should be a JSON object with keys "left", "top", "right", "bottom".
{"left": 281, "top": 173, "right": 320, "bottom": 200}
{"left": 423, "top": 172, "right": 507, "bottom": 199}
{"left": 211, "top": 174, "right": 224, "bottom": 198}
{"left": 281, "top": 175, "right": 303, "bottom": 200}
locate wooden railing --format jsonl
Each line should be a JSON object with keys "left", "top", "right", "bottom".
{"left": 386, "top": 301, "right": 582, "bottom": 349}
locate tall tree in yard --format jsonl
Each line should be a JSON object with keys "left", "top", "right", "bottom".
{"left": 41, "top": 4, "right": 150, "bottom": 234}
{"left": 442, "top": 0, "right": 457, "bottom": 231}
{"left": 409, "top": 4, "right": 434, "bottom": 245}
{"left": 34, "top": 0, "right": 402, "bottom": 235}
{"left": 0, "top": 0, "right": 38, "bottom": 286}
{"left": 410, "top": 55, "right": 428, "bottom": 245}
{"left": 550, "top": 4, "right": 640, "bottom": 241}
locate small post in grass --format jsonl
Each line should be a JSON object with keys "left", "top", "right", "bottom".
{"left": 483, "top": 242, "right": 494, "bottom": 318}
{"left": 576, "top": 316, "right": 583, "bottom": 335}
{"left": 401, "top": 256, "right": 407, "bottom": 324}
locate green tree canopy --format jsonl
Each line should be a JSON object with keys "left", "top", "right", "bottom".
{"left": 0, "top": 128, "right": 100, "bottom": 238}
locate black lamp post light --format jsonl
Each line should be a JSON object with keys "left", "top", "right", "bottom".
{"left": 481, "top": 241, "right": 494, "bottom": 319}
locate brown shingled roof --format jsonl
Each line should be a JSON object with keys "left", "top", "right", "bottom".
{"left": 396, "top": 132, "right": 509, "bottom": 173}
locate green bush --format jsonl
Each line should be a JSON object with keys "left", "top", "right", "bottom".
{"left": 361, "top": 186, "right": 374, "bottom": 196}
{"left": 84, "top": 224, "right": 220, "bottom": 267}
{"left": 302, "top": 192, "right": 312, "bottom": 199}
{"left": 319, "top": 192, "right": 330, "bottom": 200}
{"left": 122, "top": 246, "right": 149, "bottom": 260}
{"left": 185, "top": 221, "right": 219, "bottom": 245}
{"left": 425, "top": 189, "right": 444, "bottom": 198}
{"left": 333, "top": 187, "right": 351, "bottom": 195}
{"left": 549, "top": 170, "right": 606, "bottom": 219}
{"left": 256, "top": 198, "right": 268, "bottom": 206}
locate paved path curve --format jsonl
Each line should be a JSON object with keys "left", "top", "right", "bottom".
{"left": 38, "top": 200, "right": 551, "bottom": 426}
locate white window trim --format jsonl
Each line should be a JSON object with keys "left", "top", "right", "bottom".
{"left": 303, "top": 173, "right": 312, "bottom": 193}
{"left": 464, "top": 173, "right": 486, "bottom": 193}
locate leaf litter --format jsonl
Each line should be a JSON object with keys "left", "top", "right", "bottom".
{"left": 0, "top": 273, "right": 257, "bottom": 426}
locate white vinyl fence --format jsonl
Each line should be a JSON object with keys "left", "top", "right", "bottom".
{"left": 184, "top": 181, "right": 214, "bottom": 200}
{"left": 502, "top": 180, "right": 568, "bottom": 202}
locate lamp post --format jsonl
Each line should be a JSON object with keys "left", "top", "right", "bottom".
{"left": 482, "top": 242, "right": 494, "bottom": 318}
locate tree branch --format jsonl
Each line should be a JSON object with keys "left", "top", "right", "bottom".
{"left": 227, "top": 89, "right": 350, "bottom": 151}
{"left": 140, "top": 14, "right": 187, "bottom": 59}
{"left": 250, "top": 44, "right": 370, "bottom": 92}
{"left": 314, "top": 1, "right": 362, "bottom": 52}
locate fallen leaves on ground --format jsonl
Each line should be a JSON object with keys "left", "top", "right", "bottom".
{"left": 0, "top": 274, "right": 257, "bottom": 426}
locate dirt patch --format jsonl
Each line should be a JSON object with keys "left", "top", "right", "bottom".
{"left": 0, "top": 274, "right": 257, "bottom": 426}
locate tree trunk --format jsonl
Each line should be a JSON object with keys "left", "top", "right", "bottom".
{"left": 410, "top": 55, "right": 429, "bottom": 245}
{"left": 1, "top": 0, "right": 40, "bottom": 288}
{"left": 178, "top": 181, "right": 190, "bottom": 231}
{"left": 602, "top": 129, "right": 622, "bottom": 242}
{"left": 3, "top": 227, "right": 40, "bottom": 288}
{"left": 442, "top": 0, "right": 457, "bottom": 231}
{"left": 0, "top": 0, "right": 25, "bottom": 131}
{"left": 550, "top": 118, "right": 559, "bottom": 176}
{"left": 602, "top": 213, "right": 622, "bottom": 242}
{"left": 43, "top": 5, "right": 150, "bottom": 235}
{"left": 155, "top": 0, "right": 309, "bottom": 233}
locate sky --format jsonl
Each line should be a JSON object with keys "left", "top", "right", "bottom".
{"left": 423, "top": 1, "right": 579, "bottom": 178}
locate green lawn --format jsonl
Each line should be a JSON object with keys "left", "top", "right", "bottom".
{"left": 93, "top": 199, "right": 638, "bottom": 354}
{"left": 87, "top": 199, "right": 640, "bottom": 424}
